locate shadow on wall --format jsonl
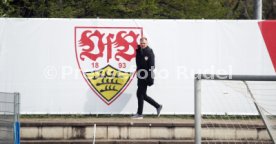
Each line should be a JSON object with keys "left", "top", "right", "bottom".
{"left": 84, "top": 89, "right": 132, "bottom": 114}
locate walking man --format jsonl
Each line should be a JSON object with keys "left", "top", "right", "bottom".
{"left": 131, "top": 37, "right": 162, "bottom": 119}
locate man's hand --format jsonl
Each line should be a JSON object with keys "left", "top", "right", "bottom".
{"left": 147, "top": 77, "right": 154, "bottom": 86}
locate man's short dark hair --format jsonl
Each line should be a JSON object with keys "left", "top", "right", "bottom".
{"left": 140, "top": 37, "right": 147, "bottom": 41}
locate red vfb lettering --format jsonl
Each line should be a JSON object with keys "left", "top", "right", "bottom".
{"left": 78, "top": 30, "right": 139, "bottom": 63}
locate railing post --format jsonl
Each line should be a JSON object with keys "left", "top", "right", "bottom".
{"left": 14, "top": 92, "right": 20, "bottom": 144}
{"left": 195, "top": 75, "right": 201, "bottom": 144}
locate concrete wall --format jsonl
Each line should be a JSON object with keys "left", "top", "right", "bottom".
{"left": 21, "top": 123, "right": 271, "bottom": 141}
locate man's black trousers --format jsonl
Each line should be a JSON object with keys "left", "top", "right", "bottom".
{"left": 137, "top": 80, "right": 160, "bottom": 115}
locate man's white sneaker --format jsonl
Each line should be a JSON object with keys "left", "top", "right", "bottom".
{"left": 131, "top": 114, "right": 143, "bottom": 119}
{"left": 157, "top": 105, "right": 162, "bottom": 117}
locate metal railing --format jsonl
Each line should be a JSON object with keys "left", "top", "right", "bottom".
{"left": 0, "top": 92, "right": 20, "bottom": 144}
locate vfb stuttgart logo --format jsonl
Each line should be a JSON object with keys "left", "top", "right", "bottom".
{"left": 75, "top": 26, "right": 143, "bottom": 105}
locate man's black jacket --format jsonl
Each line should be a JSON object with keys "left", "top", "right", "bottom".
{"left": 136, "top": 45, "right": 155, "bottom": 86}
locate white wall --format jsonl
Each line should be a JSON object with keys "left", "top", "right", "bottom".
{"left": 0, "top": 18, "right": 275, "bottom": 114}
